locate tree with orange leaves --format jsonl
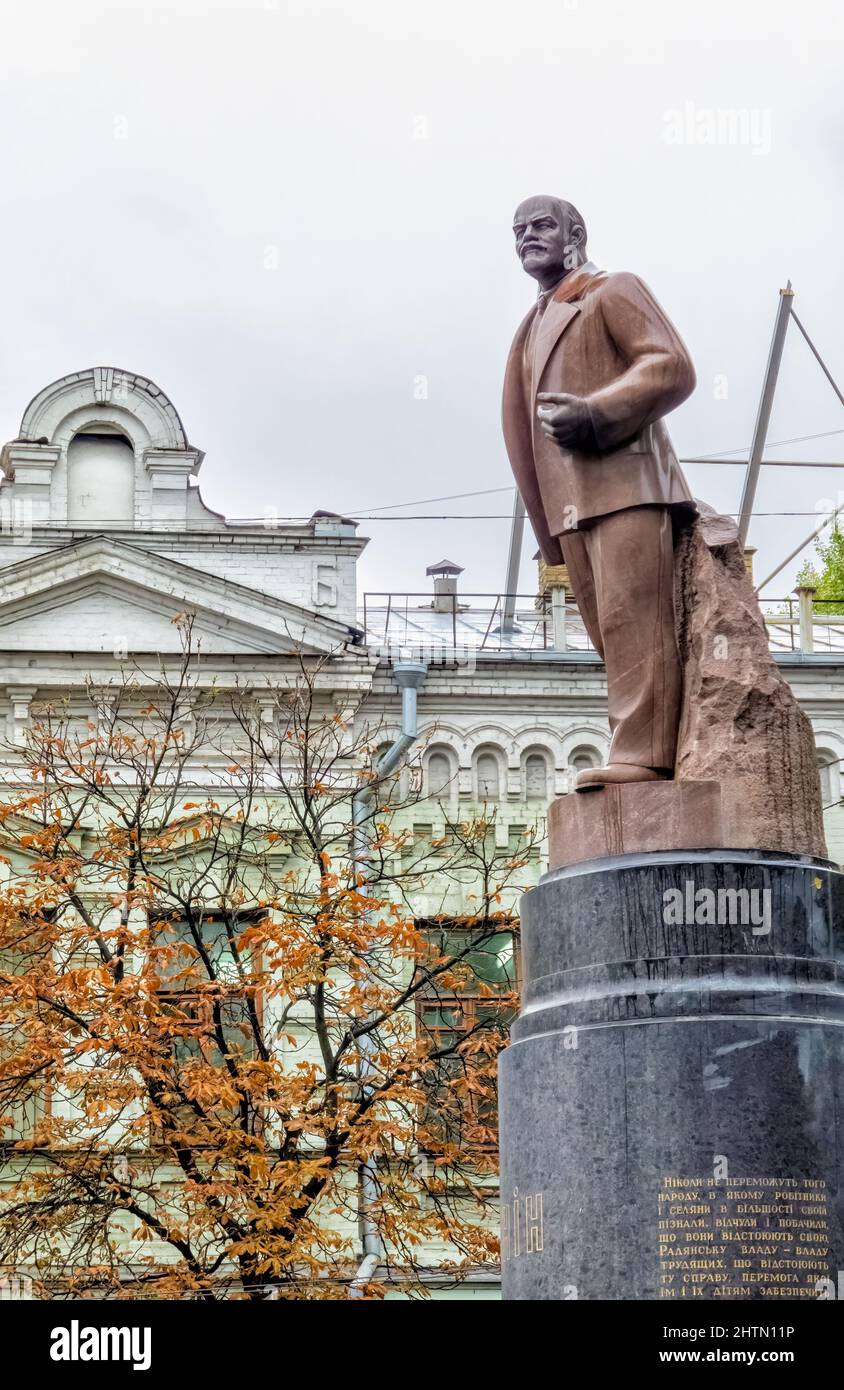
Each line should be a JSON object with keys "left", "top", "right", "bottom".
{"left": 0, "top": 625, "right": 533, "bottom": 1298}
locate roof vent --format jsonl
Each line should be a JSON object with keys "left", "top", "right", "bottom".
{"left": 426, "top": 559, "right": 464, "bottom": 614}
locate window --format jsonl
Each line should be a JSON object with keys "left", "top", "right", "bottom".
{"left": 568, "top": 744, "right": 601, "bottom": 772}
{"left": 159, "top": 993, "right": 256, "bottom": 1068}
{"left": 152, "top": 910, "right": 258, "bottom": 989}
{"left": 416, "top": 919, "right": 519, "bottom": 1153}
{"left": 427, "top": 749, "right": 452, "bottom": 798}
{"left": 151, "top": 910, "right": 264, "bottom": 1136}
{"left": 524, "top": 752, "right": 548, "bottom": 800}
{"left": 0, "top": 1023, "right": 48, "bottom": 1144}
{"left": 475, "top": 749, "right": 501, "bottom": 800}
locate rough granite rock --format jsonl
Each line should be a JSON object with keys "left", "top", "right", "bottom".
{"left": 674, "top": 503, "right": 827, "bottom": 858}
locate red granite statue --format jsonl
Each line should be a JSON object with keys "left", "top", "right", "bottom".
{"left": 502, "top": 195, "right": 697, "bottom": 788}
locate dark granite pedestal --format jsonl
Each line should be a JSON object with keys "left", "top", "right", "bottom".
{"left": 498, "top": 849, "right": 844, "bottom": 1300}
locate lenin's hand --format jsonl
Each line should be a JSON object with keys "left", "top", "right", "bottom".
{"left": 536, "top": 393, "right": 595, "bottom": 451}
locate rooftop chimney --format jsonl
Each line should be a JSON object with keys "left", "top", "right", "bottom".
{"left": 426, "top": 559, "right": 464, "bottom": 614}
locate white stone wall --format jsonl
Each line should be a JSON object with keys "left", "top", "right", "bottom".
{"left": 162, "top": 544, "right": 359, "bottom": 623}
{"left": 0, "top": 532, "right": 361, "bottom": 629}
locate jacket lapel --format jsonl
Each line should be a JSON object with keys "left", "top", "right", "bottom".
{"left": 530, "top": 299, "right": 581, "bottom": 399}
{"left": 529, "top": 261, "right": 606, "bottom": 396}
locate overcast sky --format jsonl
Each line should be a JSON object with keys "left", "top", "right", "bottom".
{"left": 1, "top": 0, "right": 842, "bottom": 603}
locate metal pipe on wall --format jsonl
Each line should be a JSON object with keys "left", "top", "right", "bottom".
{"left": 349, "top": 660, "right": 427, "bottom": 1296}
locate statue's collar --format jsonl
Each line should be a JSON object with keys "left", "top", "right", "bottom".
{"left": 546, "top": 259, "right": 604, "bottom": 304}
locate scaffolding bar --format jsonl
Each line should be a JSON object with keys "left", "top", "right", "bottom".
{"left": 737, "top": 283, "right": 794, "bottom": 546}
{"left": 502, "top": 488, "right": 526, "bottom": 630}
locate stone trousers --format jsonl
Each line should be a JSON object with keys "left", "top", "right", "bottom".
{"left": 560, "top": 505, "right": 681, "bottom": 772}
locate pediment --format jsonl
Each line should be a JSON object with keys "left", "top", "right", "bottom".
{"left": 0, "top": 536, "right": 360, "bottom": 656}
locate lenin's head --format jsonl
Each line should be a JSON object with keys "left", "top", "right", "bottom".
{"left": 512, "top": 196, "right": 587, "bottom": 292}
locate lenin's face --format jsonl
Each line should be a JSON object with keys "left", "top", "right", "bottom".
{"left": 512, "top": 197, "right": 573, "bottom": 288}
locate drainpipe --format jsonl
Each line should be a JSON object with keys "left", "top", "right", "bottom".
{"left": 349, "top": 660, "right": 427, "bottom": 1297}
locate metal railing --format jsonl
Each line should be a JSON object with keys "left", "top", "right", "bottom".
{"left": 360, "top": 592, "right": 596, "bottom": 656}
{"left": 362, "top": 593, "right": 844, "bottom": 659}
{"left": 759, "top": 596, "right": 844, "bottom": 654}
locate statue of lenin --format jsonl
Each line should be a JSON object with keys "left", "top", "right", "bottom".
{"left": 502, "top": 195, "right": 697, "bottom": 789}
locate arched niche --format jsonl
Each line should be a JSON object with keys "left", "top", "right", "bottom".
{"left": 67, "top": 429, "right": 135, "bottom": 525}
{"left": 523, "top": 749, "right": 550, "bottom": 801}
{"left": 474, "top": 745, "right": 504, "bottom": 801}
{"left": 816, "top": 747, "right": 841, "bottom": 807}
{"left": 568, "top": 743, "right": 602, "bottom": 772}
{"left": 426, "top": 745, "right": 456, "bottom": 799}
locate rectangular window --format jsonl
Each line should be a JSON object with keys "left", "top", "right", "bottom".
{"left": 0, "top": 1023, "right": 50, "bottom": 1144}
{"left": 416, "top": 919, "right": 519, "bottom": 1154}
{"left": 150, "top": 910, "right": 264, "bottom": 1140}
{"left": 151, "top": 910, "right": 255, "bottom": 991}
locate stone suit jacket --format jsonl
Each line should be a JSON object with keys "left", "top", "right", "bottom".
{"left": 502, "top": 261, "right": 696, "bottom": 565}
